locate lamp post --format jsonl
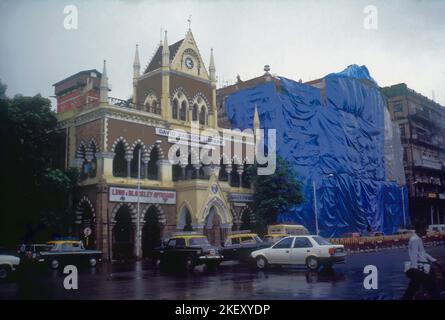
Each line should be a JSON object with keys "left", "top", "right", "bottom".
{"left": 401, "top": 186, "right": 406, "bottom": 228}
{"left": 136, "top": 148, "right": 142, "bottom": 260}
{"left": 313, "top": 173, "right": 335, "bottom": 235}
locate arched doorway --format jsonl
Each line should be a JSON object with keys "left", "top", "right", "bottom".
{"left": 141, "top": 206, "right": 161, "bottom": 258}
{"left": 112, "top": 205, "right": 134, "bottom": 260}
{"left": 74, "top": 197, "right": 96, "bottom": 249}
{"left": 240, "top": 207, "right": 254, "bottom": 231}
{"left": 204, "top": 206, "right": 223, "bottom": 246}
{"left": 178, "top": 206, "right": 193, "bottom": 232}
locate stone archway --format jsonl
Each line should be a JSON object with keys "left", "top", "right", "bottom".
{"left": 177, "top": 203, "right": 194, "bottom": 231}
{"left": 141, "top": 206, "right": 162, "bottom": 258}
{"left": 111, "top": 204, "right": 135, "bottom": 260}
{"left": 204, "top": 206, "right": 223, "bottom": 246}
{"left": 74, "top": 196, "right": 96, "bottom": 249}
{"left": 201, "top": 197, "right": 232, "bottom": 246}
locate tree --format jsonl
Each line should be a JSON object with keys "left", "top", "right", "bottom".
{"left": 0, "top": 79, "right": 6, "bottom": 99}
{"left": 0, "top": 82, "right": 77, "bottom": 246}
{"left": 248, "top": 156, "right": 303, "bottom": 235}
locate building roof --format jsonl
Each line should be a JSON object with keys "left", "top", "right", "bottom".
{"left": 144, "top": 39, "right": 184, "bottom": 73}
{"left": 53, "top": 69, "right": 101, "bottom": 86}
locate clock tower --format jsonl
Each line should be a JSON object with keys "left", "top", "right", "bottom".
{"left": 133, "top": 28, "right": 218, "bottom": 128}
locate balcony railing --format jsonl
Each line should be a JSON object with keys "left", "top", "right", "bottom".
{"left": 107, "top": 97, "right": 161, "bottom": 115}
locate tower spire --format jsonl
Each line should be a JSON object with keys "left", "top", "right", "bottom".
{"left": 162, "top": 30, "right": 170, "bottom": 67}
{"left": 253, "top": 104, "right": 260, "bottom": 131}
{"left": 133, "top": 44, "right": 140, "bottom": 80}
{"left": 100, "top": 59, "right": 109, "bottom": 104}
{"left": 209, "top": 48, "right": 216, "bottom": 82}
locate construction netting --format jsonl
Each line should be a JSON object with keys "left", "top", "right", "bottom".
{"left": 224, "top": 65, "right": 409, "bottom": 237}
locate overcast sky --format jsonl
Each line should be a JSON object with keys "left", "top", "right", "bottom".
{"left": 1, "top": 0, "right": 444, "bottom": 106}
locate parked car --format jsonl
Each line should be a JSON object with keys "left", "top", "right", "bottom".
{"left": 0, "top": 248, "right": 20, "bottom": 280}
{"left": 220, "top": 232, "right": 269, "bottom": 262}
{"left": 39, "top": 240, "right": 102, "bottom": 269}
{"left": 263, "top": 233, "right": 288, "bottom": 244}
{"left": 251, "top": 235, "right": 346, "bottom": 271}
{"left": 428, "top": 224, "right": 445, "bottom": 234}
{"left": 153, "top": 233, "right": 223, "bottom": 271}
{"left": 17, "top": 244, "right": 50, "bottom": 263}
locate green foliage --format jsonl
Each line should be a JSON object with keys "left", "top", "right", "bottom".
{"left": 0, "top": 84, "right": 76, "bottom": 246}
{"left": 249, "top": 157, "right": 303, "bottom": 234}
{"left": 0, "top": 79, "right": 6, "bottom": 99}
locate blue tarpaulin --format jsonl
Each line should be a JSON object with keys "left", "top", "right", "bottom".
{"left": 225, "top": 65, "right": 409, "bottom": 237}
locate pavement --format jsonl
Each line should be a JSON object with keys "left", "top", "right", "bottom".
{"left": 1, "top": 245, "right": 444, "bottom": 300}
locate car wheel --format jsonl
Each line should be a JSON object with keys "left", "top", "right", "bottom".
{"left": 50, "top": 259, "right": 59, "bottom": 270}
{"left": 89, "top": 258, "right": 97, "bottom": 268}
{"left": 306, "top": 256, "right": 319, "bottom": 271}
{"left": 0, "top": 266, "right": 10, "bottom": 280}
{"left": 255, "top": 256, "right": 268, "bottom": 270}
{"left": 184, "top": 256, "right": 195, "bottom": 272}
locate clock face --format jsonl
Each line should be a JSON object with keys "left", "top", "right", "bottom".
{"left": 185, "top": 57, "right": 194, "bottom": 69}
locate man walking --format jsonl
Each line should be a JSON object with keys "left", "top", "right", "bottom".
{"left": 402, "top": 221, "right": 441, "bottom": 300}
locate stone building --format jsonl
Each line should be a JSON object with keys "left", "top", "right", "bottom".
{"left": 383, "top": 83, "right": 445, "bottom": 226}
{"left": 55, "top": 28, "right": 257, "bottom": 260}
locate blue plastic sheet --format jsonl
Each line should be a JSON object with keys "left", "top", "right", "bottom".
{"left": 225, "top": 65, "right": 409, "bottom": 237}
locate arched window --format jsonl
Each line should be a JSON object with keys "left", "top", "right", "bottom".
{"left": 182, "top": 207, "right": 193, "bottom": 231}
{"left": 88, "top": 141, "right": 97, "bottom": 178}
{"left": 172, "top": 99, "right": 179, "bottom": 119}
{"left": 218, "top": 158, "right": 228, "bottom": 181}
{"left": 230, "top": 162, "right": 240, "bottom": 187}
{"left": 147, "top": 147, "right": 160, "bottom": 180}
{"left": 113, "top": 141, "right": 127, "bottom": 177}
{"left": 152, "top": 100, "right": 160, "bottom": 114}
{"left": 180, "top": 100, "right": 187, "bottom": 121}
{"left": 192, "top": 104, "right": 198, "bottom": 121}
{"left": 172, "top": 149, "right": 182, "bottom": 181}
{"left": 199, "top": 106, "right": 207, "bottom": 125}
{"left": 130, "top": 144, "right": 142, "bottom": 178}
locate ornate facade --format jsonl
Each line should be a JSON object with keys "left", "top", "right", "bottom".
{"left": 55, "top": 29, "right": 255, "bottom": 260}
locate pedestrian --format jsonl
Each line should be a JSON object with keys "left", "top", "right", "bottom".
{"left": 401, "top": 221, "right": 441, "bottom": 300}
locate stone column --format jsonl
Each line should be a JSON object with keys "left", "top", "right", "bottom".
{"left": 237, "top": 168, "right": 244, "bottom": 188}
{"left": 159, "top": 159, "right": 172, "bottom": 182}
{"left": 96, "top": 180, "right": 110, "bottom": 260}
{"left": 125, "top": 155, "right": 133, "bottom": 178}
{"left": 96, "top": 152, "right": 115, "bottom": 178}
{"left": 226, "top": 164, "right": 232, "bottom": 185}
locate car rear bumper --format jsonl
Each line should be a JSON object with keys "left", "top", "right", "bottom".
{"left": 319, "top": 255, "right": 346, "bottom": 264}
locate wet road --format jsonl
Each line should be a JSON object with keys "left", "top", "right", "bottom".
{"left": 1, "top": 245, "right": 444, "bottom": 300}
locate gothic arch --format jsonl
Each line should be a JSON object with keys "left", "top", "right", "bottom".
{"left": 111, "top": 136, "right": 130, "bottom": 154}
{"left": 129, "top": 139, "right": 149, "bottom": 158}
{"left": 146, "top": 143, "right": 165, "bottom": 160}
{"left": 110, "top": 202, "right": 138, "bottom": 224}
{"left": 74, "top": 195, "right": 96, "bottom": 224}
{"left": 141, "top": 203, "right": 166, "bottom": 225}
{"left": 177, "top": 201, "right": 195, "bottom": 230}
{"left": 200, "top": 197, "right": 231, "bottom": 226}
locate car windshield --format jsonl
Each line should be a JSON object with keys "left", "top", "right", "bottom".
{"left": 189, "top": 237, "right": 210, "bottom": 246}
{"left": 312, "top": 236, "right": 332, "bottom": 246}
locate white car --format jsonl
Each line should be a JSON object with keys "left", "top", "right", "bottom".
{"left": 251, "top": 235, "right": 346, "bottom": 271}
{"left": 0, "top": 253, "right": 20, "bottom": 280}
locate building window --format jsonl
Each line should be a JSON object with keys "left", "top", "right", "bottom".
{"left": 199, "top": 106, "right": 207, "bottom": 125}
{"left": 147, "top": 147, "right": 160, "bottom": 180}
{"left": 192, "top": 104, "right": 198, "bottom": 121}
{"left": 172, "top": 99, "right": 179, "bottom": 119}
{"left": 130, "top": 144, "right": 142, "bottom": 178}
{"left": 180, "top": 100, "right": 187, "bottom": 121}
{"left": 112, "top": 141, "right": 127, "bottom": 177}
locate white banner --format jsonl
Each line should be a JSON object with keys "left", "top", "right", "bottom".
{"left": 109, "top": 187, "right": 176, "bottom": 204}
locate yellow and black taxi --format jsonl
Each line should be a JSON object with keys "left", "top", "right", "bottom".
{"left": 152, "top": 233, "right": 223, "bottom": 272}
{"left": 220, "top": 231, "right": 269, "bottom": 262}
{"left": 38, "top": 240, "right": 102, "bottom": 269}
{"left": 263, "top": 224, "right": 309, "bottom": 244}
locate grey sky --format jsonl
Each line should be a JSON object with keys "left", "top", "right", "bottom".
{"left": 1, "top": 0, "right": 444, "bottom": 106}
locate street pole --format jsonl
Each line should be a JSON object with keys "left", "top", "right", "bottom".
{"left": 313, "top": 180, "right": 319, "bottom": 235}
{"left": 136, "top": 148, "right": 141, "bottom": 260}
{"left": 401, "top": 187, "right": 406, "bottom": 228}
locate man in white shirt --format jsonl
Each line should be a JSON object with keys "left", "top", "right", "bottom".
{"left": 402, "top": 221, "right": 440, "bottom": 300}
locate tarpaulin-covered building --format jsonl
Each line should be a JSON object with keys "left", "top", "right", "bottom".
{"left": 221, "top": 65, "right": 408, "bottom": 237}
